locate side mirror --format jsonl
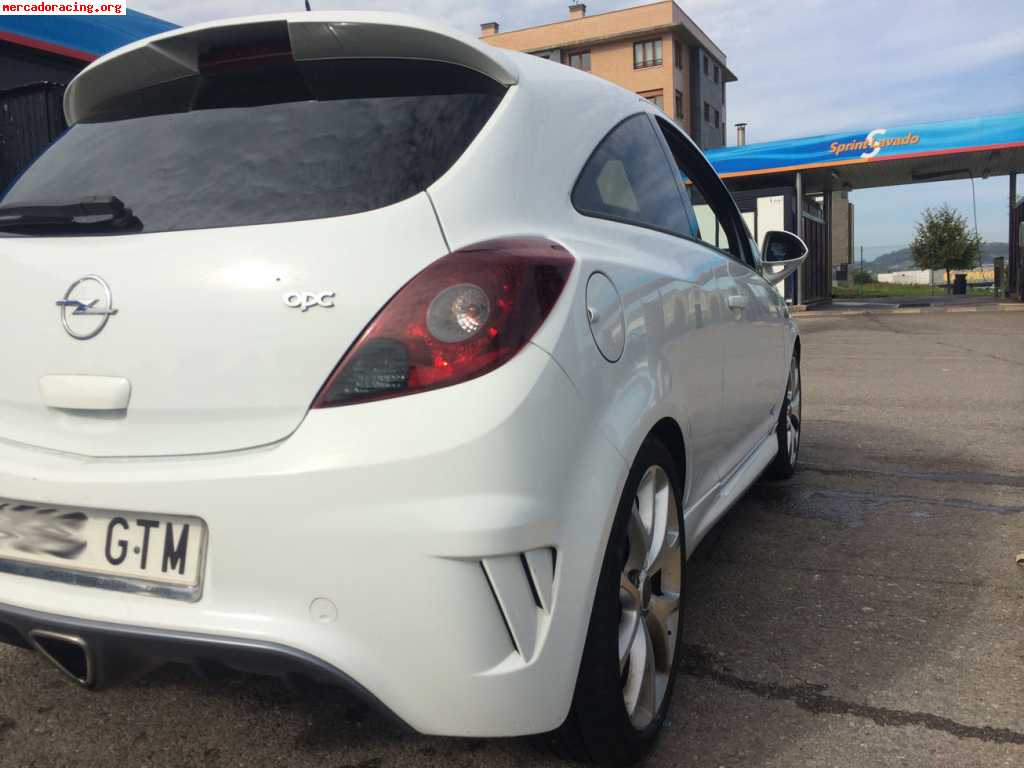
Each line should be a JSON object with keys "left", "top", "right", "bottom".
{"left": 760, "top": 230, "right": 809, "bottom": 285}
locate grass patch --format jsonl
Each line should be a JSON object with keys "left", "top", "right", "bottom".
{"left": 832, "top": 283, "right": 997, "bottom": 299}
{"left": 832, "top": 283, "right": 943, "bottom": 299}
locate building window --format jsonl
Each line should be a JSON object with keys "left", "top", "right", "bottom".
{"left": 566, "top": 50, "right": 590, "bottom": 71}
{"left": 674, "top": 90, "right": 683, "bottom": 122}
{"left": 633, "top": 39, "right": 662, "bottom": 69}
{"left": 641, "top": 90, "right": 664, "bottom": 110}
{"left": 714, "top": 64, "right": 720, "bottom": 83}
{"left": 703, "top": 54, "right": 709, "bottom": 76}
{"left": 714, "top": 108, "right": 720, "bottom": 128}
{"left": 673, "top": 39, "right": 682, "bottom": 69}
{"left": 703, "top": 101, "right": 710, "bottom": 122}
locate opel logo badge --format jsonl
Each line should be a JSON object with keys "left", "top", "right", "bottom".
{"left": 56, "top": 275, "right": 119, "bottom": 340}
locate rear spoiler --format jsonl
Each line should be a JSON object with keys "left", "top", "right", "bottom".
{"left": 64, "top": 12, "right": 519, "bottom": 125}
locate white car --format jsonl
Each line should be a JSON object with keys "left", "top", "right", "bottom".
{"left": 0, "top": 12, "right": 806, "bottom": 766}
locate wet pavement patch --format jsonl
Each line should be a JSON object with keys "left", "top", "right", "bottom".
{"left": 748, "top": 482, "right": 1023, "bottom": 529}
{"left": 681, "top": 645, "right": 1024, "bottom": 745}
{"left": 801, "top": 464, "right": 1024, "bottom": 490}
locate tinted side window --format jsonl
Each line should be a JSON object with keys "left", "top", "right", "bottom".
{"left": 572, "top": 114, "right": 692, "bottom": 238}
{"left": 655, "top": 117, "right": 749, "bottom": 264}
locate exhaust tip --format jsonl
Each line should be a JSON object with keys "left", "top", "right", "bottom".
{"left": 28, "top": 629, "right": 94, "bottom": 687}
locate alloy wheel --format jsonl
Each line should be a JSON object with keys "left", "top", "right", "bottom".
{"left": 785, "top": 358, "right": 801, "bottom": 462}
{"left": 618, "top": 465, "right": 682, "bottom": 729}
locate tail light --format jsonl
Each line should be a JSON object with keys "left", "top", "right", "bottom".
{"left": 199, "top": 39, "right": 293, "bottom": 74}
{"left": 312, "top": 237, "right": 575, "bottom": 408}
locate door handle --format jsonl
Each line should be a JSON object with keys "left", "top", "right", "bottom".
{"left": 727, "top": 294, "right": 748, "bottom": 310}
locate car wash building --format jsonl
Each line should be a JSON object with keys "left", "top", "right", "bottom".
{"left": 0, "top": 12, "right": 175, "bottom": 190}
{"left": 705, "top": 114, "right": 1024, "bottom": 305}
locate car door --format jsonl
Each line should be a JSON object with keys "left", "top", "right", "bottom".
{"left": 719, "top": 252, "right": 787, "bottom": 469}
{"left": 653, "top": 117, "right": 784, "bottom": 480}
{"left": 656, "top": 238, "right": 730, "bottom": 510}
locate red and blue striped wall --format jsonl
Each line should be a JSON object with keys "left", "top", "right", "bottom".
{"left": 0, "top": 10, "right": 175, "bottom": 63}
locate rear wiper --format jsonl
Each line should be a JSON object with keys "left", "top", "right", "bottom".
{"left": 0, "top": 196, "right": 141, "bottom": 231}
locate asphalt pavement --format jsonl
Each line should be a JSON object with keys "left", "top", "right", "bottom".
{"left": 1, "top": 309, "right": 1022, "bottom": 768}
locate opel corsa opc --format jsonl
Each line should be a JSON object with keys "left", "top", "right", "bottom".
{"left": 0, "top": 13, "right": 807, "bottom": 766}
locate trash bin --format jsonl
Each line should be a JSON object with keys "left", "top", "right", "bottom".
{"left": 953, "top": 273, "right": 967, "bottom": 295}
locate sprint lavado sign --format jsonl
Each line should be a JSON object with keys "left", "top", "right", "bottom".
{"left": 829, "top": 128, "right": 921, "bottom": 159}
{"left": 704, "top": 113, "right": 1024, "bottom": 178}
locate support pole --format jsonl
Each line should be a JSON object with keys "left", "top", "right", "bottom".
{"left": 795, "top": 171, "right": 803, "bottom": 306}
{"left": 824, "top": 190, "right": 832, "bottom": 295}
{"left": 1010, "top": 172, "right": 1019, "bottom": 300}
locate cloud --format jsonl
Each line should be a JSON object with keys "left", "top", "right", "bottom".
{"left": 668, "top": 0, "right": 1024, "bottom": 142}
{"left": 851, "top": 177, "right": 1010, "bottom": 250}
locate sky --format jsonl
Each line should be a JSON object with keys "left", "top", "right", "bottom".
{"left": 131, "top": 0, "right": 1024, "bottom": 260}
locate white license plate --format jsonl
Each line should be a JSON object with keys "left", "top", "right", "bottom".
{"left": 0, "top": 498, "right": 206, "bottom": 597}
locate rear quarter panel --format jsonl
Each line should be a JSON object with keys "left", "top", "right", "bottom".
{"left": 429, "top": 57, "right": 730, "bottom": 534}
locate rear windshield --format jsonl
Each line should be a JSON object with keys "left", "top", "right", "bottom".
{"left": 0, "top": 59, "right": 505, "bottom": 235}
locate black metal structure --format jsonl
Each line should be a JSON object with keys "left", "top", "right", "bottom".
{"left": 800, "top": 196, "right": 827, "bottom": 305}
{"left": 0, "top": 41, "right": 81, "bottom": 92}
{"left": 1011, "top": 174, "right": 1022, "bottom": 301}
{"left": 0, "top": 81, "right": 67, "bottom": 193}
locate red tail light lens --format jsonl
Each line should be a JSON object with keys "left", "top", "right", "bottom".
{"left": 199, "top": 39, "right": 293, "bottom": 74}
{"left": 313, "top": 237, "right": 575, "bottom": 408}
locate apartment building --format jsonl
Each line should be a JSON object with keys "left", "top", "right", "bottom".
{"left": 480, "top": 2, "right": 735, "bottom": 149}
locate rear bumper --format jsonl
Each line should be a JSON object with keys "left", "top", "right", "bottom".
{"left": 0, "top": 599, "right": 405, "bottom": 723}
{"left": 0, "top": 344, "right": 627, "bottom": 737}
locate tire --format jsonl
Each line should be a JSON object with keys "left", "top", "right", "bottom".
{"left": 551, "top": 437, "right": 685, "bottom": 767}
{"left": 765, "top": 351, "right": 801, "bottom": 480}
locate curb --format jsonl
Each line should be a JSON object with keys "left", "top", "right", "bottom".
{"left": 795, "top": 303, "right": 1024, "bottom": 319}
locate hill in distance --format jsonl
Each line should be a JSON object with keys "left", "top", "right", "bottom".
{"left": 867, "top": 242, "right": 1008, "bottom": 272}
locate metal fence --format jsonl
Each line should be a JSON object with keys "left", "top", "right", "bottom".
{"left": 799, "top": 197, "right": 828, "bottom": 306}
{"left": 0, "top": 82, "right": 67, "bottom": 194}
{"left": 1012, "top": 191, "right": 1023, "bottom": 301}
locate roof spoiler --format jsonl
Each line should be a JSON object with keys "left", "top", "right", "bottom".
{"left": 63, "top": 12, "right": 519, "bottom": 125}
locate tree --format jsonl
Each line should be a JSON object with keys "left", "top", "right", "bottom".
{"left": 852, "top": 269, "right": 875, "bottom": 285}
{"left": 909, "top": 204, "right": 983, "bottom": 291}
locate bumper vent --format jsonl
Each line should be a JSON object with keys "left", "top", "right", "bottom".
{"left": 481, "top": 547, "right": 556, "bottom": 662}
